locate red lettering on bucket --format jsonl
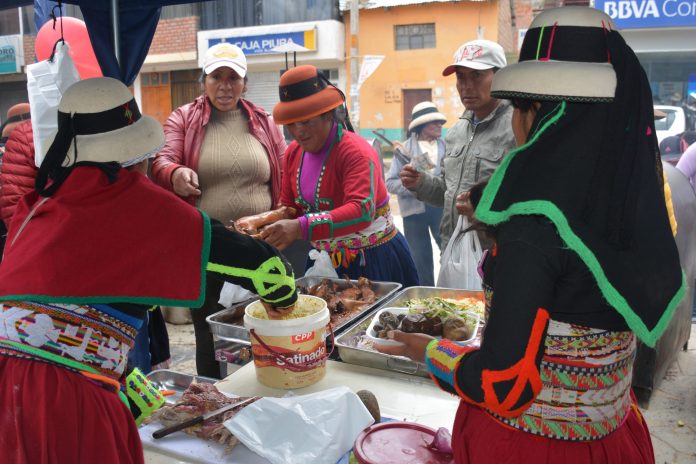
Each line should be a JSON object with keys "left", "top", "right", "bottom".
{"left": 292, "top": 331, "right": 315, "bottom": 344}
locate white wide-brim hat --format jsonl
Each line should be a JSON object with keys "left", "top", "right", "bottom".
{"left": 41, "top": 77, "right": 164, "bottom": 167}
{"left": 491, "top": 7, "right": 618, "bottom": 103}
{"left": 408, "top": 101, "right": 447, "bottom": 132}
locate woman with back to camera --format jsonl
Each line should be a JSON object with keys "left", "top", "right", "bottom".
{"left": 152, "top": 43, "right": 288, "bottom": 378}
{"left": 377, "top": 7, "right": 685, "bottom": 463}
{"left": 236, "top": 65, "right": 419, "bottom": 287}
{"left": 386, "top": 101, "right": 446, "bottom": 286}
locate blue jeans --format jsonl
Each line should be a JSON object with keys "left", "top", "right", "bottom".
{"left": 402, "top": 205, "right": 443, "bottom": 286}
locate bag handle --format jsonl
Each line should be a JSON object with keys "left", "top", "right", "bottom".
{"left": 249, "top": 323, "right": 335, "bottom": 373}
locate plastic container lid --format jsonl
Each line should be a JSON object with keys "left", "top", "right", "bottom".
{"left": 353, "top": 422, "right": 454, "bottom": 464}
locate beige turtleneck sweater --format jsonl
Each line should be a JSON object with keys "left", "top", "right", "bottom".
{"left": 197, "top": 108, "right": 272, "bottom": 224}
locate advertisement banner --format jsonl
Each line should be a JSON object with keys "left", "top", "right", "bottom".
{"left": 357, "top": 55, "right": 384, "bottom": 89}
{"left": 208, "top": 29, "right": 316, "bottom": 56}
{"left": 0, "top": 35, "right": 22, "bottom": 74}
{"left": 595, "top": 0, "right": 696, "bottom": 29}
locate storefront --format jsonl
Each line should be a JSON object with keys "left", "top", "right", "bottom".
{"left": 197, "top": 20, "right": 345, "bottom": 115}
{"left": 0, "top": 34, "right": 26, "bottom": 121}
{"left": 595, "top": 1, "right": 696, "bottom": 107}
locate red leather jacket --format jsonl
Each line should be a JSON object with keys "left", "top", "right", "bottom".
{"left": 0, "top": 120, "right": 38, "bottom": 229}
{"left": 152, "top": 96, "right": 287, "bottom": 206}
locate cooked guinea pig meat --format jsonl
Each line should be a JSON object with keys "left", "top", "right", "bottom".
{"left": 398, "top": 314, "right": 443, "bottom": 336}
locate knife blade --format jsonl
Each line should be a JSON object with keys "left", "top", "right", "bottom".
{"left": 152, "top": 396, "right": 257, "bottom": 439}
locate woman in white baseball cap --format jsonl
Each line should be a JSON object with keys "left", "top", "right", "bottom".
{"left": 151, "top": 42, "right": 291, "bottom": 377}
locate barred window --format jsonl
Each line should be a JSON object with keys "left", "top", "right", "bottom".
{"left": 394, "top": 23, "right": 435, "bottom": 50}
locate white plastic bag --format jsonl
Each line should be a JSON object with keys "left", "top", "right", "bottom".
{"left": 304, "top": 249, "right": 339, "bottom": 278}
{"left": 218, "top": 282, "right": 254, "bottom": 307}
{"left": 27, "top": 41, "right": 81, "bottom": 167}
{"left": 224, "top": 386, "right": 374, "bottom": 464}
{"left": 437, "top": 215, "right": 483, "bottom": 290}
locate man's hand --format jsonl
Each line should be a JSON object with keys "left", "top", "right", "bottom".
{"left": 455, "top": 191, "right": 474, "bottom": 218}
{"left": 261, "top": 301, "right": 295, "bottom": 320}
{"left": 373, "top": 330, "right": 435, "bottom": 363}
{"left": 258, "top": 219, "right": 302, "bottom": 250}
{"left": 172, "top": 167, "right": 201, "bottom": 197}
{"left": 400, "top": 165, "right": 422, "bottom": 191}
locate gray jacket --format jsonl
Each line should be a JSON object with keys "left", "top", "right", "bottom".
{"left": 413, "top": 100, "right": 516, "bottom": 249}
{"left": 385, "top": 134, "right": 445, "bottom": 218}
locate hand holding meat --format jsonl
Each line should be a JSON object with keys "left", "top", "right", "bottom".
{"left": 374, "top": 330, "right": 434, "bottom": 363}
{"left": 233, "top": 206, "right": 296, "bottom": 235}
{"left": 258, "top": 219, "right": 302, "bottom": 250}
{"left": 262, "top": 301, "right": 296, "bottom": 319}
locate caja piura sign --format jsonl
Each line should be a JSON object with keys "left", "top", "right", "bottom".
{"left": 595, "top": 0, "right": 696, "bottom": 28}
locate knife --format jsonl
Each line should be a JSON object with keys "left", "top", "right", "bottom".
{"left": 152, "top": 396, "right": 257, "bottom": 439}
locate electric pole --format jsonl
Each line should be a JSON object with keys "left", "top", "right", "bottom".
{"left": 350, "top": 0, "right": 360, "bottom": 132}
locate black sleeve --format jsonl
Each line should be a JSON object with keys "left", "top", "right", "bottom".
{"left": 206, "top": 220, "right": 297, "bottom": 308}
{"left": 445, "top": 217, "right": 558, "bottom": 416}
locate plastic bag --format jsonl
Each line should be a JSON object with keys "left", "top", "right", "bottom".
{"left": 437, "top": 215, "right": 483, "bottom": 290}
{"left": 304, "top": 249, "right": 339, "bottom": 278}
{"left": 27, "top": 41, "right": 81, "bottom": 167}
{"left": 224, "top": 386, "right": 374, "bottom": 464}
{"left": 218, "top": 282, "right": 254, "bottom": 307}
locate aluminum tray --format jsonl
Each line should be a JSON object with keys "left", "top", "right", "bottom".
{"left": 206, "top": 277, "right": 402, "bottom": 345}
{"left": 146, "top": 369, "right": 217, "bottom": 404}
{"left": 335, "top": 286, "right": 485, "bottom": 378}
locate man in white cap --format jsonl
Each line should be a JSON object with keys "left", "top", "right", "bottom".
{"left": 400, "top": 39, "right": 516, "bottom": 252}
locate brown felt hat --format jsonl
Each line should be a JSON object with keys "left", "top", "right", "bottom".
{"left": 273, "top": 65, "right": 345, "bottom": 125}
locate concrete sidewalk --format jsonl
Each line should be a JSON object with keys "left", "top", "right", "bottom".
{"left": 165, "top": 320, "right": 696, "bottom": 463}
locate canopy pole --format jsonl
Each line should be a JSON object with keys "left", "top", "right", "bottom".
{"left": 111, "top": 0, "right": 120, "bottom": 65}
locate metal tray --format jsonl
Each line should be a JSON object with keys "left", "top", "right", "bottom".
{"left": 335, "top": 286, "right": 485, "bottom": 378}
{"left": 146, "top": 369, "right": 217, "bottom": 404}
{"left": 206, "top": 277, "right": 402, "bottom": 345}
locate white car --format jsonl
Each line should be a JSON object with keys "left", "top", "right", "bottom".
{"left": 655, "top": 105, "right": 687, "bottom": 145}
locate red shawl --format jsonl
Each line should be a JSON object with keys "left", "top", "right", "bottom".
{"left": 0, "top": 167, "right": 209, "bottom": 307}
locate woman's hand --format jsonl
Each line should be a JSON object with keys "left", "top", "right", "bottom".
{"left": 172, "top": 167, "right": 202, "bottom": 197}
{"left": 455, "top": 191, "right": 474, "bottom": 218}
{"left": 373, "top": 330, "right": 435, "bottom": 363}
{"left": 258, "top": 219, "right": 302, "bottom": 250}
{"left": 400, "top": 165, "right": 422, "bottom": 190}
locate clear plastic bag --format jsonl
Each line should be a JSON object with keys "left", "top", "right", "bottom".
{"left": 304, "top": 249, "right": 339, "bottom": 278}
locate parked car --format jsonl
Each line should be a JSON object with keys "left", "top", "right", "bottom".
{"left": 655, "top": 105, "right": 687, "bottom": 145}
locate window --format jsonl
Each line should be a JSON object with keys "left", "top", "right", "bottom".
{"left": 200, "top": 0, "right": 339, "bottom": 30}
{"left": 394, "top": 23, "right": 435, "bottom": 51}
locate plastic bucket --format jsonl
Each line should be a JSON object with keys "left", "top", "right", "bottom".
{"left": 244, "top": 295, "right": 332, "bottom": 389}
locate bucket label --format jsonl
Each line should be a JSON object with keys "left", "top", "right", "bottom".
{"left": 292, "top": 331, "right": 315, "bottom": 344}
{"left": 252, "top": 341, "right": 326, "bottom": 368}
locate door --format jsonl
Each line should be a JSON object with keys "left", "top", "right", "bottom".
{"left": 141, "top": 72, "right": 172, "bottom": 125}
{"left": 402, "top": 89, "right": 432, "bottom": 137}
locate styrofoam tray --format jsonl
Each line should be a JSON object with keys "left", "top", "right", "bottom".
{"left": 366, "top": 306, "right": 480, "bottom": 347}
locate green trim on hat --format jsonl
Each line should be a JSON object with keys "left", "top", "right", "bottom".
{"left": 475, "top": 101, "right": 687, "bottom": 347}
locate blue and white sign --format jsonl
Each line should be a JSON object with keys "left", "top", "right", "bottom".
{"left": 0, "top": 35, "right": 22, "bottom": 74}
{"left": 595, "top": 0, "right": 696, "bottom": 29}
{"left": 208, "top": 30, "right": 316, "bottom": 56}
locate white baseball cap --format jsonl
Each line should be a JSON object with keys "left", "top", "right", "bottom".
{"left": 202, "top": 43, "right": 247, "bottom": 78}
{"left": 442, "top": 40, "right": 507, "bottom": 76}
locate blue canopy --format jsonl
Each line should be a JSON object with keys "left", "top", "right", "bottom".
{"left": 3, "top": 0, "right": 212, "bottom": 85}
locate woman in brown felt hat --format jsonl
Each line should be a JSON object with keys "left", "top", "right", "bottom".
{"left": 235, "top": 65, "right": 419, "bottom": 286}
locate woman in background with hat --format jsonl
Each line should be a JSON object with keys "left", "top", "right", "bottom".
{"left": 377, "top": 7, "right": 684, "bottom": 463}
{"left": 237, "top": 65, "right": 419, "bottom": 286}
{"left": 152, "top": 42, "right": 289, "bottom": 378}
{"left": 0, "top": 77, "right": 297, "bottom": 463}
{"left": 386, "top": 101, "right": 446, "bottom": 286}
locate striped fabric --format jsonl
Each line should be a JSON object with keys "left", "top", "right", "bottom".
{"left": 0, "top": 301, "right": 137, "bottom": 381}
{"left": 425, "top": 338, "right": 472, "bottom": 387}
{"left": 490, "top": 319, "right": 635, "bottom": 441}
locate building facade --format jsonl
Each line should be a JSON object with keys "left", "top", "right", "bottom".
{"left": 340, "top": 0, "right": 514, "bottom": 142}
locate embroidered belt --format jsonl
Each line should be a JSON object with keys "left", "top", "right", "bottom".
{"left": 0, "top": 301, "right": 136, "bottom": 382}
{"left": 490, "top": 320, "right": 636, "bottom": 441}
{"left": 312, "top": 204, "right": 396, "bottom": 266}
